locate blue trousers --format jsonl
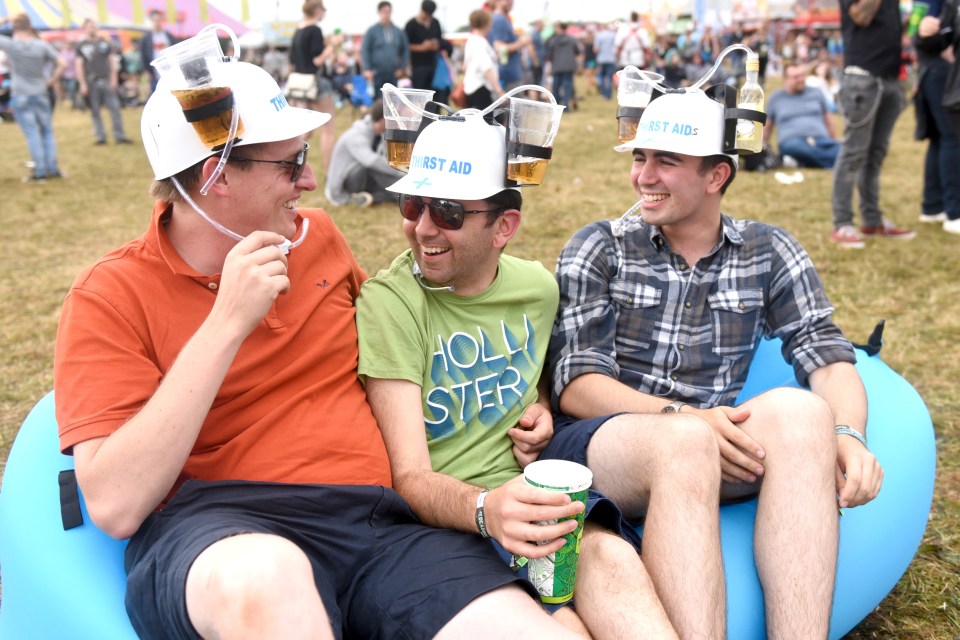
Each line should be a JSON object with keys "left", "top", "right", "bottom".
{"left": 779, "top": 135, "right": 841, "bottom": 168}
{"left": 11, "top": 94, "right": 59, "bottom": 177}
{"left": 919, "top": 60, "right": 960, "bottom": 221}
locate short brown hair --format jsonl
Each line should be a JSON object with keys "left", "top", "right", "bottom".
{"left": 698, "top": 155, "right": 737, "bottom": 195}
{"left": 12, "top": 13, "right": 33, "bottom": 33}
{"left": 149, "top": 145, "right": 263, "bottom": 202}
{"left": 302, "top": 1, "right": 325, "bottom": 16}
{"left": 469, "top": 9, "right": 491, "bottom": 31}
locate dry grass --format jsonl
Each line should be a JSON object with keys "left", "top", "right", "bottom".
{"left": 0, "top": 81, "right": 957, "bottom": 637}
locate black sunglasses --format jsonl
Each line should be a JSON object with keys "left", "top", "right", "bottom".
{"left": 230, "top": 142, "right": 310, "bottom": 182}
{"left": 398, "top": 194, "right": 504, "bottom": 230}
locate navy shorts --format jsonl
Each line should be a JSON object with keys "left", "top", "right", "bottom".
{"left": 540, "top": 413, "right": 621, "bottom": 467}
{"left": 124, "top": 480, "right": 536, "bottom": 640}
{"left": 488, "top": 488, "right": 642, "bottom": 612}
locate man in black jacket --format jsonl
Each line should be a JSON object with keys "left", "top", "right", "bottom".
{"left": 915, "top": 0, "right": 960, "bottom": 234}
{"left": 139, "top": 9, "right": 177, "bottom": 96}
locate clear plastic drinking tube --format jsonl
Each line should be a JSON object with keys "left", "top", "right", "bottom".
{"left": 380, "top": 82, "right": 557, "bottom": 120}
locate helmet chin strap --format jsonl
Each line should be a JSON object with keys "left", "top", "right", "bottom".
{"left": 412, "top": 261, "right": 455, "bottom": 292}
{"left": 170, "top": 176, "right": 310, "bottom": 255}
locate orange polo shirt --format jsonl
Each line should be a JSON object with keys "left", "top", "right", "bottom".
{"left": 54, "top": 202, "right": 392, "bottom": 496}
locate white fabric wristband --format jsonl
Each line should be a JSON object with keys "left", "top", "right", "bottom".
{"left": 475, "top": 490, "right": 491, "bottom": 538}
{"left": 835, "top": 425, "right": 867, "bottom": 449}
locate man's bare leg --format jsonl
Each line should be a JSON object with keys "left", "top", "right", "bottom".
{"left": 586, "top": 414, "right": 725, "bottom": 639}
{"left": 434, "top": 584, "right": 589, "bottom": 640}
{"left": 574, "top": 524, "right": 678, "bottom": 639}
{"left": 186, "top": 533, "right": 333, "bottom": 639}
{"left": 733, "top": 388, "right": 838, "bottom": 640}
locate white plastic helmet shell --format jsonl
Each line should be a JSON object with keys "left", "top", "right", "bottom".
{"left": 387, "top": 113, "right": 514, "bottom": 201}
{"left": 614, "top": 90, "right": 738, "bottom": 165}
{"left": 141, "top": 62, "right": 330, "bottom": 180}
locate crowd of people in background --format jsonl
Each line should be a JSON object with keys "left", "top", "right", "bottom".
{"left": 2, "top": 0, "right": 958, "bottom": 237}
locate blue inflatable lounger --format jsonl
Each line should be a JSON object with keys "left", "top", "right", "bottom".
{"left": 0, "top": 335, "right": 937, "bottom": 639}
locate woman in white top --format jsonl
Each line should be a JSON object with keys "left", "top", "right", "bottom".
{"left": 462, "top": 9, "right": 503, "bottom": 109}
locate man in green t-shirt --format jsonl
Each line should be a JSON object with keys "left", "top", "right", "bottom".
{"left": 357, "top": 112, "right": 677, "bottom": 638}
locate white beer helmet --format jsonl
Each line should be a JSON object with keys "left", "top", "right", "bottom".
{"left": 386, "top": 113, "right": 516, "bottom": 201}
{"left": 614, "top": 89, "right": 739, "bottom": 167}
{"left": 141, "top": 61, "right": 330, "bottom": 180}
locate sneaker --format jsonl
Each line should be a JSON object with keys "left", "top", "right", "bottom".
{"left": 860, "top": 220, "right": 916, "bottom": 240}
{"left": 782, "top": 155, "right": 799, "bottom": 169}
{"left": 918, "top": 211, "right": 947, "bottom": 223}
{"left": 116, "top": 138, "right": 133, "bottom": 145}
{"left": 94, "top": 139, "right": 107, "bottom": 145}
{"left": 348, "top": 191, "right": 374, "bottom": 208}
{"left": 22, "top": 174, "right": 47, "bottom": 183}
{"left": 943, "top": 218, "right": 960, "bottom": 235}
{"left": 830, "top": 225, "right": 865, "bottom": 249}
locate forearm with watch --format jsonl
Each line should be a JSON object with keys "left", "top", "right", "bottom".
{"left": 559, "top": 372, "right": 684, "bottom": 419}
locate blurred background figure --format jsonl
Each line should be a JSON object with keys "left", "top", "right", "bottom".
{"left": 545, "top": 21, "right": 579, "bottom": 109}
{"left": 488, "top": 0, "right": 530, "bottom": 92}
{"left": 76, "top": 18, "right": 131, "bottom": 145}
{"left": 57, "top": 43, "right": 82, "bottom": 109}
{"left": 805, "top": 59, "right": 840, "bottom": 114}
{"left": 405, "top": 0, "right": 452, "bottom": 105}
{"left": 765, "top": 61, "right": 840, "bottom": 168}
{"left": 261, "top": 44, "right": 289, "bottom": 84}
{"left": 594, "top": 22, "right": 616, "bottom": 99}
{"left": 915, "top": 1, "right": 960, "bottom": 234}
{"left": 289, "top": 0, "right": 342, "bottom": 172}
{"left": 463, "top": 8, "right": 502, "bottom": 109}
{"left": 525, "top": 19, "right": 545, "bottom": 88}
{"left": 139, "top": 9, "right": 177, "bottom": 97}
{"left": 0, "top": 13, "right": 64, "bottom": 181}
{"left": 615, "top": 11, "right": 651, "bottom": 70}
{"left": 361, "top": 1, "right": 410, "bottom": 99}
{"left": 325, "top": 98, "right": 402, "bottom": 207}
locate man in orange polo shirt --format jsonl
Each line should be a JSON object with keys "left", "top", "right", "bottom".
{"left": 53, "top": 34, "right": 583, "bottom": 640}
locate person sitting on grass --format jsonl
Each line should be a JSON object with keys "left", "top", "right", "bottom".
{"left": 764, "top": 61, "right": 841, "bottom": 169}
{"left": 324, "top": 98, "right": 402, "bottom": 208}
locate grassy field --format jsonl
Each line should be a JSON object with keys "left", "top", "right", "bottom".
{"left": 0, "top": 81, "right": 957, "bottom": 637}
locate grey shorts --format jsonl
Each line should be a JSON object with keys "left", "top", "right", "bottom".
{"left": 125, "top": 480, "right": 535, "bottom": 639}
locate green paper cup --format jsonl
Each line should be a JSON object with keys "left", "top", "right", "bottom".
{"left": 522, "top": 459, "right": 593, "bottom": 604}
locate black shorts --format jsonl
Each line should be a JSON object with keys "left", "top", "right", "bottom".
{"left": 124, "top": 480, "right": 535, "bottom": 640}
{"left": 540, "top": 413, "right": 621, "bottom": 467}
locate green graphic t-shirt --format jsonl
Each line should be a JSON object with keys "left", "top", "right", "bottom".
{"left": 357, "top": 250, "right": 559, "bottom": 489}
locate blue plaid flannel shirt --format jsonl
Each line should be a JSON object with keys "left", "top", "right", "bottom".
{"left": 549, "top": 214, "right": 857, "bottom": 409}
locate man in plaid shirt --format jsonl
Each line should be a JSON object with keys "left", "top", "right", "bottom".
{"left": 541, "top": 90, "right": 884, "bottom": 639}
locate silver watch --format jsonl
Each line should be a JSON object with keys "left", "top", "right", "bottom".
{"left": 661, "top": 400, "right": 687, "bottom": 414}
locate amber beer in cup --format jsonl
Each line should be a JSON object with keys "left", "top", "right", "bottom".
{"left": 507, "top": 97, "right": 564, "bottom": 186}
{"left": 387, "top": 139, "right": 415, "bottom": 171}
{"left": 616, "top": 69, "right": 663, "bottom": 143}
{"left": 506, "top": 158, "right": 549, "bottom": 184}
{"left": 382, "top": 87, "right": 434, "bottom": 171}
{"left": 172, "top": 86, "right": 244, "bottom": 149}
